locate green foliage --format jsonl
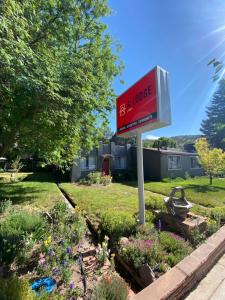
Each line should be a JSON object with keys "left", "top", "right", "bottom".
{"left": 100, "top": 174, "right": 112, "bottom": 186}
{"left": 11, "top": 156, "right": 24, "bottom": 172}
{"left": 101, "top": 210, "right": 137, "bottom": 241}
{"left": 0, "top": 199, "right": 12, "bottom": 213}
{"left": 0, "top": 0, "right": 122, "bottom": 168}
{"left": 87, "top": 172, "right": 102, "bottom": 184}
{"left": 145, "top": 177, "right": 225, "bottom": 208}
{"left": 0, "top": 210, "right": 47, "bottom": 264}
{"left": 36, "top": 204, "right": 86, "bottom": 285}
{"left": 92, "top": 274, "right": 129, "bottom": 300}
{"left": 119, "top": 230, "right": 192, "bottom": 270}
{"left": 152, "top": 137, "right": 176, "bottom": 149}
{"left": 195, "top": 138, "right": 225, "bottom": 184}
{"left": 0, "top": 277, "right": 36, "bottom": 300}
{"left": 201, "top": 79, "right": 225, "bottom": 150}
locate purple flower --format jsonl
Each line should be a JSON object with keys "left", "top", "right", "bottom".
{"left": 69, "top": 282, "right": 75, "bottom": 289}
{"left": 158, "top": 219, "right": 162, "bottom": 231}
{"left": 48, "top": 249, "right": 53, "bottom": 257}
{"left": 145, "top": 240, "right": 154, "bottom": 247}
{"left": 169, "top": 232, "right": 184, "bottom": 241}
{"left": 62, "top": 259, "right": 67, "bottom": 267}
{"left": 77, "top": 255, "right": 82, "bottom": 266}
{"left": 53, "top": 267, "right": 59, "bottom": 274}
{"left": 66, "top": 246, "right": 71, "bottom": 254}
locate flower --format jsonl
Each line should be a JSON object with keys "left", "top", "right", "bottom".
{"left": 69, "top": 282, "right": 75, "bottom": 289}
{"left": 62, "top": 259, "right": 67, "bottom": 267}
{"left": 145, "top": 240, "right": 154, "bottom": 247}
{"left": 105, "top": 275, "right": 111, "bottom": 284}
{"left": 38, "top": 253, "right": 46, "bottom": 265}
{"left": 77, "top": 255, "right": 82, "bottom": 266}
{"left": 53, "top": 267, "right": 59, "bottom": 274}
{"left": 158, "top": 219, "right": 162, "bottom": 231}
{"left": 48, "top": 249, "right": 53, "bottom": 257}
{"left": 44, "top": 236, "right": 52, "bottom": 247}
{"left": 169, "top": 232, "right": 184, "bottom": 241}
{"left": 66, "top": 246, "right": 71, "bottom": 254}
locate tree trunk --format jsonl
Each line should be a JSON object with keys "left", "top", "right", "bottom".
{"left": 210, "top": 174, "right": 213, "bottom": 185}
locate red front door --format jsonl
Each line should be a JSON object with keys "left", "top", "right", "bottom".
{"left": 102, "top": 159, "right": 110, "bottom": 175}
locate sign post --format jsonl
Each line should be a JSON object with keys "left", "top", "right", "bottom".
{"left": 116, "top": 66, "right": 171, "bottom": 225}
{"left": 137, "top": 132, "right": 145, "bottom": 224}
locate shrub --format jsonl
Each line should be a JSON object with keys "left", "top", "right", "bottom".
{"left": 0, "top": 277, "right": 35, "bottom": 300}
{"left": 87, "top": 172, "right": 101, "bottom": 184}
{"left": 100, "top": 175, "right": 112, "bottom": 186}
{"left": 145, "top": 195, "right": 166, "bottom": 211}
{"left": 0, "top": 211, "right": 47, "bottom": 264}
{"left": 100, "top": 211, "right": 137, "bottom": 241}
{"left": 92, "top": 274, "right": 129, "bottom": 300}
{"left": 0, "top": 199, "right": 12, "bottom": 213}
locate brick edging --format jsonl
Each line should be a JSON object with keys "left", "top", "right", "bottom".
{"left": 132, "top": 225, "right": 225, "bottom": 300}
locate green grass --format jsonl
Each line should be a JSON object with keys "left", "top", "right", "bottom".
{"left": 0, "top": 172, "right": 62, "bottom": 210}
{"left": 144, "top": 177, "right": 225, "bottom": 208}
{"left": 60, "top": 182, "right": 164, "bottom": 216}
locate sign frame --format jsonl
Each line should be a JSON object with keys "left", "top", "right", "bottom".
{"left": 116, "top": 65, "right": 171, "bottom": 138}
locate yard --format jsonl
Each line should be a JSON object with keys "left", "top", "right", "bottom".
{"left": 144, "top": 177, "right": 225, "bottom": 208}
{"left": 0, "top": 172, "right": 62, "bottom": 210}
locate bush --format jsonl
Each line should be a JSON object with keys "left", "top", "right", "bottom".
{"left": 92, "top": 274, "right": 129, "bottom": 300}
{"left": 100, "top": 175, "right": 112, "bottom": 186}
{"left": 100, "top": 210, "right": 137, "bottom": 241}
{"left": 0, "top": 199, "right": 12, "bottom": 213}
{"left": 87, "top": 172, "right": 101, "bottom": 184}
{"left": 119, "top": 230, "right": 193, "bottom": 270}
{"left": 0, "top": 277, "right": 35, "bottom": 300}
{"left": 0, "top": 211, "right": 47, "bottom": 264}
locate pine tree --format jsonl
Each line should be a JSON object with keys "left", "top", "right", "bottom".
{"left": 201, "top": 79, "right": 225, "bottom": 150}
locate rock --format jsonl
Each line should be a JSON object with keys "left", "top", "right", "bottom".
{"left": 138, "top": 264, "right": 155, "bottom": 287}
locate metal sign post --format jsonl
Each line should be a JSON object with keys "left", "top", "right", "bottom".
{"left": 137, "top": 132, "right": 145, "bottom": 224}
{"left": 116, "top": 65, "right": 171, "bottom": 226}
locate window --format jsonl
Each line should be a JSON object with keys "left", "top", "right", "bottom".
{"left": 190, "top": 156, "right": 201, "bottom": 169}
{"left": 168, "top": 155, "right": 181, "bottom": 170}
{"left": 115, "top": 157, "right": 126, "bottom": 169}
{"left": 88, "top": 156, "right": 96, "bottom": 170}
{"left": 80, "top": 155, "right": 96, "bottom": 170}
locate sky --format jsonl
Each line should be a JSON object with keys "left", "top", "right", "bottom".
{"left": 104, "top": 0, "right": 225, "bottom": 139}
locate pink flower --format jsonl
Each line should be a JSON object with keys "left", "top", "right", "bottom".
{"left": 38, "top": 253, "right": 46, "bottom": 265}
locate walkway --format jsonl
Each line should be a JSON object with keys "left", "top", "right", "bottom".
{"left": 185, "top": 253, "right": 225, "bottom": 300}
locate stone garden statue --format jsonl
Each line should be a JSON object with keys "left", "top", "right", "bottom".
{"left": 164, "top": 187, "right": 192, "bottom": 219}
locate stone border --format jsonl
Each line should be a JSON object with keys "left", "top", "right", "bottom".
{"left": 132, "top": 225, "right": 225, "bottom": 300}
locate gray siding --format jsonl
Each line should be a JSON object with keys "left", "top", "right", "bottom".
{"left": 161, "top": 153, "right": 204, "bottom": 179}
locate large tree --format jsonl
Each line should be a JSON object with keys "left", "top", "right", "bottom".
{"left": 0, "top": 0, "right": 122, "bottom": 168}
{"left": 200, "top": 79, "right": 225, "bottom": 150}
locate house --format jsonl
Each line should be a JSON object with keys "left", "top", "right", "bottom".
{"left": 71, "top": 142, "right": 204, "bottom": 182}
{"left": 131, "top": 147, "right": 204, "bottom": 180}
{"left": 71, "top": 141, "right": 132, "bottom": 182}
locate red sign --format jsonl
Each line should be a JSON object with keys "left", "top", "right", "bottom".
{"left": 117, "top": 67, "right": 158, "bottom": 136}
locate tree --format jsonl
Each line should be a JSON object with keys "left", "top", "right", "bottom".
{"left": 195, "top": 138, "right": 225, "bottom": 184}
{"left": 201, "top": 79, "right": 225, "bottom": 150}
{"left": 0, "top": 0, "right": 122, "bottom": 168}
{"left": 152, "top": 137, "right": 176, "bottom": 149}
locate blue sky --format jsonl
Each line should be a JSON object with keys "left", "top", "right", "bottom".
{"left": 104, "top": 0, "right": 225, "bottom": 139}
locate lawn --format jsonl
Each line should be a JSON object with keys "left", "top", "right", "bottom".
{"left": 60, "top": 182, "right": 164, "bottom": 216}
{"left": 0, "top": 172, "right": 62, "bottom": 210}
{"left": 144, "top": 177, "right": 225, "bottom": 208}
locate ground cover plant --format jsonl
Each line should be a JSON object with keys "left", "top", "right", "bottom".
{"left": 144, "top": 177, "right": 225, "bottom": 208}
{"left": 118, "top": 227, "right": 193, "bottom": 273}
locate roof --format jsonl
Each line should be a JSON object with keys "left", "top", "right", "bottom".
{"left": 142, "top": 147, "right": 198, "bottom": 156}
